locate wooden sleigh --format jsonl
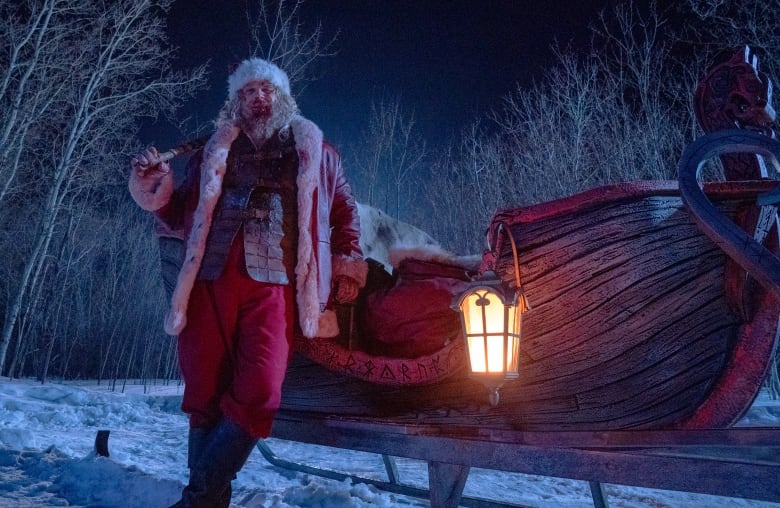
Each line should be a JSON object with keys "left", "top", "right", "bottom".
{"left": 284, "top": 130, "right": 780, "bottom": 432}
{"left": 281, "top": 46, "right": 780, "bottom": 435}
{"left": 269, "top": 129, "right": 780, "bottom": 507}
{"left": 273, "top": 49, "right": 780, "bottom": 503}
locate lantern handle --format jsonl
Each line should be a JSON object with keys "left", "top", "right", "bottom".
{"left": 494, "top": 222, "right": 522, "bottom": 289}
{"left": 493, "top": 223, "right": 530, "bottom": 314}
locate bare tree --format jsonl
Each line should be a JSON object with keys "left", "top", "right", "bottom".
{"left": 680, "top": 0, "right": 780, "bottom": 77}
{"left": 0, "top": 0, "right": 207, "bottom": 374}
{"left": 424, "top": 130, "right": 502, "bottom": 254}
{"left": 0, "top": 0, "right": 68, "bottom": 206}
{"left": 423, "top": 0, "right": 689, "bottom": 252}
{"left": 246, "top": 0, "right": 338, "bottom": 92}
{"left": 350, "top": 97, "right": 428, "bottom": 223}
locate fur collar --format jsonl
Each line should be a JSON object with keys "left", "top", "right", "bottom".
{"left": 163, "top": 115, "right": 325, "bottom": 337}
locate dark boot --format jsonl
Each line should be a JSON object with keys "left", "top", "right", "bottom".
{"left": 187, "top": 427, "right": 211, "bottom": 469}
{"left": 187, "top": 428, "right": 231, "bottom": 508}
{"left": 169, "top": 427, "right": 211, "bottom": 508}
{"left": 173, "top": 419, "right": 258, "bottom": 508}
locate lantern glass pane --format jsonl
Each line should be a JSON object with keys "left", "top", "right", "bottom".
{"left": 459, "top": 289, "right": 505, "bottom": 335}
{"left": 507, "top": 303, "right": 519, "bottom": 336}
{"left": 467, "top": 336, "right": 487, "bottom": 372}
{"left": 482, "top": 291, "right": 506, "bottom": 334}
{"left": 506, "top": 335, "right": 520, "bottom": 372}
{"left": 460, "top": 293, "right": 484, "bottom": 335}
{"left": 486, "top": 335, "right": 505, "bottom": 373}
{"left": 505, "top": 302, "right": 523, "bottom": 373}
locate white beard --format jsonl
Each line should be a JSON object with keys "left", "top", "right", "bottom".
{"left": 239, "top": 100, "right": 294, "bottom": 148}
{"left": 241, "top": 115, "right": 277, "bottom": 147}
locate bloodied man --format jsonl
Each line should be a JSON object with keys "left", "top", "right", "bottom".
{"left": 129, "top": 58, "right": 366, "bottom": 507}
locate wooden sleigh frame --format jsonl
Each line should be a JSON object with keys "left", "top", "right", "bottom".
{"left": 264, "top": 412, "right": 780, "bottom": 507}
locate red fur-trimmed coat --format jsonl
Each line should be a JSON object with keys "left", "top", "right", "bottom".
{"left": 129, "top": 115, "right": 367, "bottom": 337}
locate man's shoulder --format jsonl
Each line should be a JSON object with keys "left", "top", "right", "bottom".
{"left": 290, "top": 114, "right": 338, "bottom": 151}
{"left": 290, "top": 114, "right": 319, "bottom": 137}
{"left": 290, "top": 114, "right": 334, "bottom": 154}
{"left": 322, "top": 139, "right": 340, "bottom": 156}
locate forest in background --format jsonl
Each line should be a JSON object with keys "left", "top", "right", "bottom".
{"left": 1, "top": 0, "right": 779, "bottom": 394}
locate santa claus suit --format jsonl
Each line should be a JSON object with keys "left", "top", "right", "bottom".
{"left": 130, "top": 57, "right": 367, "bottom": 508}
{"left": 130, "top": 105, "right": 366, "bottom": 439}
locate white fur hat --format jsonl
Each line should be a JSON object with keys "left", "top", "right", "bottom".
{"left": 228, "top": 58, "right": 290, "bottom": 100}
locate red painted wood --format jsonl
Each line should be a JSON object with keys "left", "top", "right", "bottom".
{"left": 292, "top": 335, "right": 467, "bottom": 386}
{"left": 675, "top": 290, "right": 780, "bottom": 428}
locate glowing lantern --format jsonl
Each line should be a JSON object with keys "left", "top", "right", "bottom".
{"left": 456, "top": 224, "right": 528, "bottom": 406}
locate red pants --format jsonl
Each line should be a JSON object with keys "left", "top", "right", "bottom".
{"left": 178, "top": 238, "right": 295, "bottom": 438}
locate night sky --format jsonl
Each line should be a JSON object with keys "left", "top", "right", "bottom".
{"left": 146, "top": 0, "right": 610, "bottom": 155}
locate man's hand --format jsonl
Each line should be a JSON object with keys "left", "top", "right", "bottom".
{"left": 128, "top": 146, "right": 175, "bottom": 212}
{"left": 131, "top": 147, "right": 170, "bottom": 176}
{"left": 333, "top": 276, "right": 359, "bottom": 304}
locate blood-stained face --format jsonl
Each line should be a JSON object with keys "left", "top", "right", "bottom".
{"left": 238, "top": 79, "right": 277, "bottom": 121}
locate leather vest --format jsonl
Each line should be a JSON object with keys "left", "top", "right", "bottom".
{"left": 198, "top": 127, "right": 299, "bottom": 284}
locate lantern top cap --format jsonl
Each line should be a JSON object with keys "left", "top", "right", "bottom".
{"left": 456, "top": 271, "right": 520, "bottom": 307}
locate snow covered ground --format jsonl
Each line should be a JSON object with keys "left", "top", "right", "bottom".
{"left": 0, "top": 378, "right": 778, "bottom": 507}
